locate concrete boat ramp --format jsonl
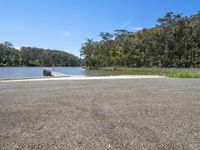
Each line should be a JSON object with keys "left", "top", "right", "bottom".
{"left": 0, "top": 75, "right": 166, "bottom": 83}
{"left": 43, "top": 68, "right": 68, "bottom": 77}
{"left": 51, "top": 71, "right": 68, "bottom": 77}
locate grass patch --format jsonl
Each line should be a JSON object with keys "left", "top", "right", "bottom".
{"left": 169, "top": 72, "right": 200, "bottom": 78}
{"left": 87, "top": 67, "right": 200, "bottom": 78}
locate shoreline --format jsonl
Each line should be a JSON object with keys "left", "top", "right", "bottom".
{"left": 0, "top": 75, "right": 166, "bottom": 83}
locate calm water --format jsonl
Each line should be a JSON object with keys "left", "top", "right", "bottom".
{"left": 0, "top": 67, "right": 82, "bottom": 78}
{"left": 0, "top": 67, "right": 121, "bottom": 78}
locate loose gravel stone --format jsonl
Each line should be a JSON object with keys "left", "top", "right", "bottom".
{"left": 0, "top": 78, "right": 200, "bottom": 149}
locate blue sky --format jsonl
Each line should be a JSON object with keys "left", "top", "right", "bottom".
{"left": 0, "top": 0, "right": 200, "bottom": 56}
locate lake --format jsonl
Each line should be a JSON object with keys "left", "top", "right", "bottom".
{"left": 0, "top": 67, "right": 122, "bottom": 78}
{"left": 0, "top": 67, "right": 83, "bottom": 78}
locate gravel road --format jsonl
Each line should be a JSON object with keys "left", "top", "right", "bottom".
{"left": 0, "top": 78, "right": 200, "bottom": 149}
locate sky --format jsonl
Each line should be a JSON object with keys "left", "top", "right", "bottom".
{"left": 0, "top": 0, "right": 200, "bottom": 56}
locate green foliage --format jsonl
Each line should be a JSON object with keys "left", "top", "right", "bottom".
{"left": 0, "top": 42, "right": 20, "bottom": 66}
{"left": 0, "top": 43, "right": 81, "bottom": 67}
{"left": 81, "top": 11, "right": 200, "bottom": 68}
{"left": 89, "top": 67, "right": 200, "bottom": 78}
{"left": 169, "top": 71, "right": 200, "bottom": 78}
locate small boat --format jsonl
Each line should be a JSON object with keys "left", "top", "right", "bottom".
{"left": 43, "top": 68, "right": 52, "bottom": 76}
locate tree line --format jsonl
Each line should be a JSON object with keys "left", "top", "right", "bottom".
{"left": 81, "top": 11, "right": 200, "bottom": 68}
{"left": 0, "top": 42, "right": 81, "bottom": 67}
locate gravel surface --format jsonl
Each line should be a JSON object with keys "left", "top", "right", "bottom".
{"left": 0, "top": 78, "right": 200, "bottom": 150}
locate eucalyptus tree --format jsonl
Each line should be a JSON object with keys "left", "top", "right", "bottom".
{"left": 81, "top": 11, "right": 200, "bottom": 68}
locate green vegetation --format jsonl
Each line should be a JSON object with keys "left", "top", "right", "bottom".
{"left": 81, "top": 11, "right": 200, "bottom": 68}
{"left": 89, "top": 67, "right": 200, "bottom": 78}
{"left": 0, "top": 42, "right": 81, "bottom": 67}
{"left": 169, "top": 72, "right": 200, "bottom": 78}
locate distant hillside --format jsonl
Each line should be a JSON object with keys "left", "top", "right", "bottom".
{"left": 0, "top": 42, "right": 81, "bottom": 67}
{"left": 81, "top": 11, "right": 200, "bottom": 68}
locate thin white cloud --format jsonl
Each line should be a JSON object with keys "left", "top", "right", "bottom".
{"left": 119, "top": 22, "right": 143, "bottom": 32}
{"left": 130, "top": 27, "right": 143, "bottom": 31}
{"left": 120, "top": 22, "right": 130, "bottom": 29}
{"left": 15, "top": 47, "right": 20, "bottom": 50}
{"left": 63, "top": 31, "right": 71, "bottom": 37}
